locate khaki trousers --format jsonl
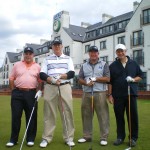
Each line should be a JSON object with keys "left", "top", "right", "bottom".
{"left": 81, "top": 91, "right": 109, "bottom": 140}
{"left": 42, "top": 84, "right": 75, "bottom": 142}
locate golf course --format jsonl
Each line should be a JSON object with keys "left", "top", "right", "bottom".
{"left": 0, "top": 95, "right": 149, "bottom": 150}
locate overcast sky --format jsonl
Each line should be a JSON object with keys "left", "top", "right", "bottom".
{"left": 0, "top": 0, "right": 141, "bottom": 66}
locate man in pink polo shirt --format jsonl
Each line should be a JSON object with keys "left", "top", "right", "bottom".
{"left": 6, "top": 47, "right": 43, "bottom": 147}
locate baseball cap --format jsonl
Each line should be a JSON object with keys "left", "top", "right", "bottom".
{"left": 115, "top": 44, "right": 126, "bottom": 51}
{"left": 24, "top": 47, "right": 34, "bottom": 53}
{"left": 52, "top": 39, "right": 62, "bottom": 45}
{"left": 88, "top": 46, "right": 98, "bottom": 52}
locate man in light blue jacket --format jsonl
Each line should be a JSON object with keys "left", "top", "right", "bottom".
{"left": 78, "top": 46, "right": 110, "bottom": 146}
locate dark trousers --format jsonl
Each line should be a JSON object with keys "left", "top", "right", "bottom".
{"left": 113, "top": 96, "right": 138, "bottom": 141}
{"left": 9, "top": 89, "right": 37, "bottom": 143}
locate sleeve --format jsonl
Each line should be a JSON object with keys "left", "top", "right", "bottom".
{"left": 9, "top": 64, "right": 16, "bottom": 81}
{"left": 78, "top": 65, "right": 84, "bottom": 79}
{"left": 103, "top": 63, "right": 110, "bottom": 77}
{"left": 40, "top": 58, "right": 48, "bottom": 74}
{"left": 68, "top": 57, "right": 74, "bottom": 71}
{"left": 136, "top": 63, "right": 143, "bottom": 79}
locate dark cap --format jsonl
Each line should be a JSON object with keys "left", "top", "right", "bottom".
{"left": 24, "top": 47, "right": 34, "bottom": 53}
{"left": 52, "top": 39, "right": 62, "bottom": 45}
{"left": 88, "top": 46, "right": 98, "bottom": 52}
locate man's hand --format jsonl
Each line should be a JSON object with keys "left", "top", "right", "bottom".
{"left": 51, "top": 75, "right": 61, "bottom": 85}
{"left": 86, "top": 78, "right": 95, "bottom": 86}
{"left": 53, "top": 75, "right": 61, "bottom": 80}
{"left": 89, "top": 77, "right": 96, "bottom": 82}
{"left": 126, "top": 76, "right": 135, "bottom": 82}
{"left": 35, "top": 90, "right": 42, "bottom": 100}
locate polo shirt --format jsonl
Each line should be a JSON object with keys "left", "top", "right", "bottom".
{"left": 40, "top": 53, "right": 74, "bottom": 83}
{"left": 9, "top": 61, "right": 41, "bottom": 88}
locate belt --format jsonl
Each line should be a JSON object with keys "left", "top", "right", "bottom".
{"left": 50, "top": 82, "right": 70, "bottom": 86}
{"left": 15, "top": 87, "right": 36, "bottom": 91}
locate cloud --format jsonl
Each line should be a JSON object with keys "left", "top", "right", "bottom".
{"left": 0, "top": 0, "right": 141, "bottom": 67}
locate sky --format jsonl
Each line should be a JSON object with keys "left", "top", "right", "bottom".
{"left": 0, "top": 0, "right": 141, "bottom": 66}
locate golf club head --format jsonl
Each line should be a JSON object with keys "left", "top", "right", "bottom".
{"left": 125, "top": 147, "right": 131, "bottom": 150}
{"left": 88, "top": 148, "right": 92, "bottom": 150}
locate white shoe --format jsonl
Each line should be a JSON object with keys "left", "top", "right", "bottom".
{"left": 27, "top": 141, "right": 34, "bottom": 146}
{"left": 66, "top": 141, "right": 75, "bottom": 147}
{"left": 78, "top": 138, "right": 91, "bottom": 143}
{"left": 100, "top": 140, "right": 107, "bottom": 146}
{"left": 6, "top": 142, "right": 14, "bottom": 147}
{"left": 40, "top": 139, "right": 48, "bottom": 148}
{"left": 78, "top": 138, "right": 86, "bottom": 143}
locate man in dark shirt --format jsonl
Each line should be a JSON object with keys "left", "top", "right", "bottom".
{"left": 108, "top": 44, "right": 142, "bottom": 147}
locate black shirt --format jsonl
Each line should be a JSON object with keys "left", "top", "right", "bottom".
{"left": 109, "top": 56, "right": 143, "bottom": 97}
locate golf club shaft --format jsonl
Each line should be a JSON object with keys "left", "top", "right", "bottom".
{"left": 89, "top": 86, "right": 94, "bottom": 150}
{"left": 58, "top": 86, "right": 71, "bottom": 150}
{"left": 128, "top": 84, "right": 131, "bottom": 147}
{"left": 19, "top": 98, "right": 37, "bottom": 150}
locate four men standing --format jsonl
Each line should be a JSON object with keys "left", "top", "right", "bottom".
{"left": 6, "top": 41, "right": 142, "bottom": 148}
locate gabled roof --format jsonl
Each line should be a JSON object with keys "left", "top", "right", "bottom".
{"left": 7, "top": 52, "right": 22, "bottom": 63}
{"left": 105, "top": 11, "right": 133, "bottom": 25}
{"left": 63, "top": 24, "right": 86, "bottom": 42}
{"left": 26, "top": 42, "right": 50, "bottom": 56}
{"left": 64, "top": 11, "right": 133, "bottom": 43}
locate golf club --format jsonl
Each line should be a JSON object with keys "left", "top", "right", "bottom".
{"left": 88, "top": 86, "right": 94, "bottom": 150}
{"left": 19, "top": 97, "right": 39, "bottom": 150}
{"left": 58, "top": 85, "right": 72, "bottom": 150}
{"left": 125, "top": 83, "right": 131, "bottom": 150}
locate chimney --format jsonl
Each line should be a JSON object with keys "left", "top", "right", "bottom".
{"left": 81, "top": 22, "right": 91, "bottom": 28}
{"left": 40, "top": 39, "right": 48, "bottom": 45}
{"left": 133, "top": 1, "right": 139, "bottom": 12}
{"left": 102, "top": 13, "right": 113, "bottom": 24}
{"left": 61, "top": 11, "right": 70, "bottom": 28}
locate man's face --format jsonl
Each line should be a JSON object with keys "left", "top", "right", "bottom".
{"left": 23, "top": 51, "right": 34, "bottom": 63}
{"left": 52, "top": 43, "right": 63, "bottom": 55}
{"left": 89, "top": 51, "right": 99, "bottom": 61}
{"left": 116, "top": 49, "right": 126, "bottom": 59}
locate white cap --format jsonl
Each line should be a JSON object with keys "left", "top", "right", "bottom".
{"left": 115, "top": 44, "right": 126, "bottom": 51}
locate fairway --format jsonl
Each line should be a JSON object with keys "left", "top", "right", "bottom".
{"left": 0, "top": 95, "right": 150, "bottom": 150}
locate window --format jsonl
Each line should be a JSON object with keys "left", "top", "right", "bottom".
{"left": 118, "top": 36, "right": 125, "bottom": 45}
{"left": 105, "top": 26, "right": 109, "bottom": 33}
{"left": 109, "top": 25, "right": 114, "bottom": 32}
{"left": 118, "top": 20, "right": 129, "bottom": 29}
{"left": 85, "top": 45, "right": 90, "bottom": 53}
{"left": 143, "top": 9, "right": 150, "bottom": 24}
{"left": 105, "top": 25, "right": 114, "bottom": 33}
{"left": 100, "top": 41, "right": 106, "bottom": 50}
{"left": 64, "top": 46, "right": 70, "bottom": 56}
{"left": 133, "top": 50, "right": 144, "bottom": 66}
{"left": 35, "top": 58, "right": 38, "bottom": 63}
{"left": 90, "top": 30, "right": 96, "bottom": 38}
{"left": 100, "top": 28, "right": 103, "bottom": 34}
{"left": 100, "top": 56, "right": 108, "bottom": 63}
{"left": 54, "top": 36, "right": 60, "bottom": 40}
{"left": 7, "top": 65, "right": 9, "bottom": 71}
{"left": 43, "top": 47, "right": 48, "bottom": 52}
{"left": 96, "top": 29, "right": 100, "bottom": 36}
{"left": 133, "top": 30, "right": 143, "bottom": 46}
{"left": 6, "top": 72, "right": 8, "bottom": 78}
{"left": 86, "top": 33, "right": 90, "bottom": 38}
{"left": 5, "top": 58, "right": 7, "bottom": 64}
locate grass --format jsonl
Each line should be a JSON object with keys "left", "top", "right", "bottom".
{"left": 0, "top": 95, "right": 150, "bottom": 150}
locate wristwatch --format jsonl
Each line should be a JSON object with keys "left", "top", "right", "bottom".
{"left": 107, "top": 93, "right": 112, "bottom": 96}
